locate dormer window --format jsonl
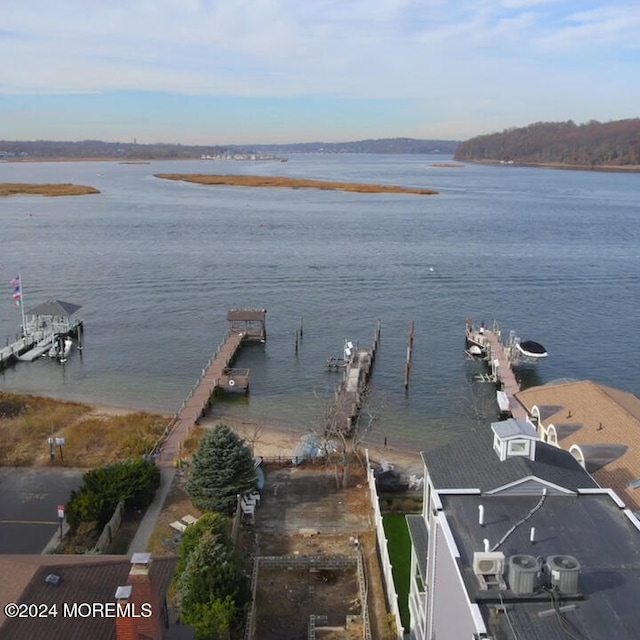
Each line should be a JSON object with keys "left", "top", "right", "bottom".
{"left": 508, "top": 440, "right": 529, "bottom": 455}
{"left": 491, "top": 419, "right": 539, "bottom": 462}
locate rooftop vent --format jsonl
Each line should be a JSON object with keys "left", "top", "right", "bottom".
{"left": 473, "top": 551, "right": 505, "bottom": 576}
{"left": 546, "top": 555, "right": 580, "bottom": 595}
{"left": 45, "top": 574, "right": 61, "bottom": 586}
{"left": 507, "top": 555, "right": 538, "bottom": 595}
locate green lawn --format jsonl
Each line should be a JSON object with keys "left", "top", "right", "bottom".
{"left": 382, "top": 513, "right": 412, "bottom": 631}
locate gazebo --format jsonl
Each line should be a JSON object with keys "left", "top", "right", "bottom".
{"left": 24, "top": 299, "right": 82, "bottom": 336}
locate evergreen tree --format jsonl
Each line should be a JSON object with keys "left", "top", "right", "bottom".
{"left": 187, "top": 424, "right": 257, "bottom": 513}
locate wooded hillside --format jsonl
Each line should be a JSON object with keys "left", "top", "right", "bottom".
{"left": 454, "top": 119, "right": 640, "bottom": 167}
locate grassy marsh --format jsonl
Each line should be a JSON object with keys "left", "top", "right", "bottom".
{"left": 155, "top": 173, "right": 438, "bottom": 195}
{"left": 0, "top": 183, "right": 100, "bottom": 197}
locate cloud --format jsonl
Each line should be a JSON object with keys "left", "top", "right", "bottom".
{"left": 1, "top": 1, "right": 639, "bottom": 141}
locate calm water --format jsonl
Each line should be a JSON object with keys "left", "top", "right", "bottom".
{"left": 1, "top": 155, "right": 639, "bottom": 451}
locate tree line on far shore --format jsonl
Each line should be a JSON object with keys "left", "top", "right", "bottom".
{"left": 454, "top": 118, "right": 640, "bottom": 167}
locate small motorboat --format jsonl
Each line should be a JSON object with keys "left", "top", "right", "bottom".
{"left": 496, "top": 390, "right": 511, "bottom": 413}
{"left": 516, "top": 340, "right": 548, "bottom": 360}
{"left": 59, "top": 338, "right": 73, "bottom": 363}
{"left": 468, "top": 344, "right": 484, "bottom": 357}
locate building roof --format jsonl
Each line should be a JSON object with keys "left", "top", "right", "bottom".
{"left": 227, "top": 308, "right": 266, "bottom": 322}
{"left": 440, "top": 492, "right": 640, "bottom": 640}
{"left": 422, "top": 427, "right": 598, "bottom": 493}
{"left": 0, "top": 555, "right": 177, "bottom": 640}
{"left": 25, "top": 299, "right": 82, "bottom": 317}
{"left": 406, "top": 515, "right": 429, "bottom": 581}
{"left": 492, "top": 418, "right": 537, "bottom": 440}
{"left": 516, "top": 380, "right": 640, "bottom": 511}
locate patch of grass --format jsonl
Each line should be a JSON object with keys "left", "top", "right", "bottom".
{"left": 60, "top": 412, "right": 170, "bottom": 467}
{"left": 0, "top": 182, "right": 100, "bottom": 196}
{"left": 181, "top": 424, "right": 206, "bottom": 458}
{"left": 155, "top": 173, "right": 438, "bottom": 195}
{"left": 383, "top": 513, "right": 412, "bottom": 631}
{"left": 0, "top": 392, "right": 91, "bottom": 465}
{"left": 0, "top": 392, "right": 171, "bottom": 467}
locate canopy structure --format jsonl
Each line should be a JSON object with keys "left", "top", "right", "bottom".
{"left": 24, "top": 299, "right": 82, "bottom": 335}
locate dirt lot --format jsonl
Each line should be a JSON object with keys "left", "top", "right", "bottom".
{"left": 146, "top": 459, "right": 395, "bottom": 639}
{"left": 239, "top": 461, "right": 394, "bottom": 640}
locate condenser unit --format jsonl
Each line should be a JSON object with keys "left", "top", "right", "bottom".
{"left": 507, "top": 555, "right": 538, "bottom": 594}
{"left": 547, "top": 555, "right": 581, "bottom": 595}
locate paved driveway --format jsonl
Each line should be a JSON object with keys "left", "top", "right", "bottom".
{"left": 0, "top": 468, "right": 84, "bottom": 554}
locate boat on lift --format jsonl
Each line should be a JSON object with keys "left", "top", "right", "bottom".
{"left": 515, "top": 339, "right": 548, "bottom": 361}
{"left": 59, "top": 338, "right": 73, "bottom": 363}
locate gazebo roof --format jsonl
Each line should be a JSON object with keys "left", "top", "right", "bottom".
{"left": 25, "top": 299, "right": 82, "bottom": 317}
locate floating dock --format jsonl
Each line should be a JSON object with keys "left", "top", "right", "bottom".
{"left": 155, "top": 309, "right": 267, "bottom": 467}
{"left": 328, "top": 322, "right": 380, "bottom": 436}
{"left": 465, "top": 319, "right": 533, "bottom": 421}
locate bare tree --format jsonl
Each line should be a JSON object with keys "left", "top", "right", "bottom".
{"left": 450, "top": 374, "right": 499, "bottom": 430}
{"left": 311, "top": 385, "right": 382, "bottom": 489}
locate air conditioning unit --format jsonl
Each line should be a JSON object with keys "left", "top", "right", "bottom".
{"left": 473, "top": 551, "right": 505, "bottom": 576}
{"left": 546, "top": 555, "right": 580, "bottom": 595}
{"left": 508, "top": 555, "right": 538, "bottom": 594}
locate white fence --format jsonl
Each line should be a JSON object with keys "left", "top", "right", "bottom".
{"left": 365, "top": 450, "right": 405, "bottom": 639}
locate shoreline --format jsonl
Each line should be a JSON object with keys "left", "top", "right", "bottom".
{"left": 198, "top": 412, "right": 425, "bottom": 478}
{"left": 1, "top": 390, "right": 425, "bottom": 477}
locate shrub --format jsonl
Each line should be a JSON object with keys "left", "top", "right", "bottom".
{"left": 65, "top": 458, "right": 160, "bottom": 531}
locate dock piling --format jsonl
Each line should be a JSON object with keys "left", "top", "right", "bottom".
{"left": 404, "top": 320, "right": 415, "bottom": 390}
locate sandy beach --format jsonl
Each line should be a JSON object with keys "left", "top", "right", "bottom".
{"left": 198, "top": 412, "right": 425, "bottom": 478}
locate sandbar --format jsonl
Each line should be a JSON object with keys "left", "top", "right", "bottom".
{"left": 155, "top": 173, "right": 438, "bottom": 195}
{"left": 0, "top": 183, "right": 100, "bottom": 197}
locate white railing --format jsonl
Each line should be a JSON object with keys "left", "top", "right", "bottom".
{"left": 365, "top": 450, "right": 405, "bottom": 639}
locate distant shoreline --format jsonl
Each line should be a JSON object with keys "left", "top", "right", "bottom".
{"left": 459, "top": 158, "right": 640, "bottom": 173}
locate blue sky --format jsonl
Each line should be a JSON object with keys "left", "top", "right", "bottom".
{"left": 1, "top": 0, "right": 639, "bottom": 144}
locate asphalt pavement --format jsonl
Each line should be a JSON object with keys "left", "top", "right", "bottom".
{"left": 0, "top": 467, "right": 84, "bottom": 554}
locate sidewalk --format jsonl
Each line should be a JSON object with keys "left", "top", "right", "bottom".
{"left": 128, "top": 466, "right": 177, "bottom": 553}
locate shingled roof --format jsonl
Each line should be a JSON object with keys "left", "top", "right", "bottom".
{"left": 516, "top": 380, "right": 640, "bottom": 510}
{"left": 422, "top": 426, "right": 597, "bottom": 493}
{"left": 25, "top": 299, "right": 82, "bottom": 317}
{"left": 0, "top": 555, "right": 176, "bottom": 640}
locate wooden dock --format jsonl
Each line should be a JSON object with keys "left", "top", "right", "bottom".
{"left": 1, "top": 300, "right": 84, "bottom": 371}
{"left": 466, "top": 320, "right": 527, "bottom": 421}
{"left": 328, "top": 322, "right": 380, "bottom": 437}
{"left": 155, "top": 309, "right": 266, "bottom": 467}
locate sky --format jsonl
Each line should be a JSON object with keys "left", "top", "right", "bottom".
{"left": 1, "top": 0, "right": 639, "bottom": 145}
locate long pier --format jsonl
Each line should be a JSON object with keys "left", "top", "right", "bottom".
{"left": 466, "top": 320, "right": 528, "bottom": 421}
{"left": 155, "top": 309, "right": 266, "bottom": 467}
{"left": 328, "top": 322, "right": 380, "bottom": 436}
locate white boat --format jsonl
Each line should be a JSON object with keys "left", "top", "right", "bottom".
{"left": 496, "top": 390, "right": 511, "bottom": 413}
{"left": 59, "top": 338, "right": 73, "bottom": 363}
{"left": 515, "top": 339, "right": 548, "bottom": 360}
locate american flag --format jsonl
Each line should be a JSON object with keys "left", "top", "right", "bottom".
{"left": 10, "top": 275, "right": 22, "bottom": 307}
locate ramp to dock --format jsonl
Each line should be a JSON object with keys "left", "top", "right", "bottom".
{"left": 18, "top": 340, "right": 54, "bottom": 361}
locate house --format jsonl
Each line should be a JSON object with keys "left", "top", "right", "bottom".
{"left": 406, "top": 420, "right": 640, "bottom": 640}
{"left": 516, "top": 379, "right": 640, "bottom": 513}
{"left": 0, "top": 553, "right": 188, "bottom": 640}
